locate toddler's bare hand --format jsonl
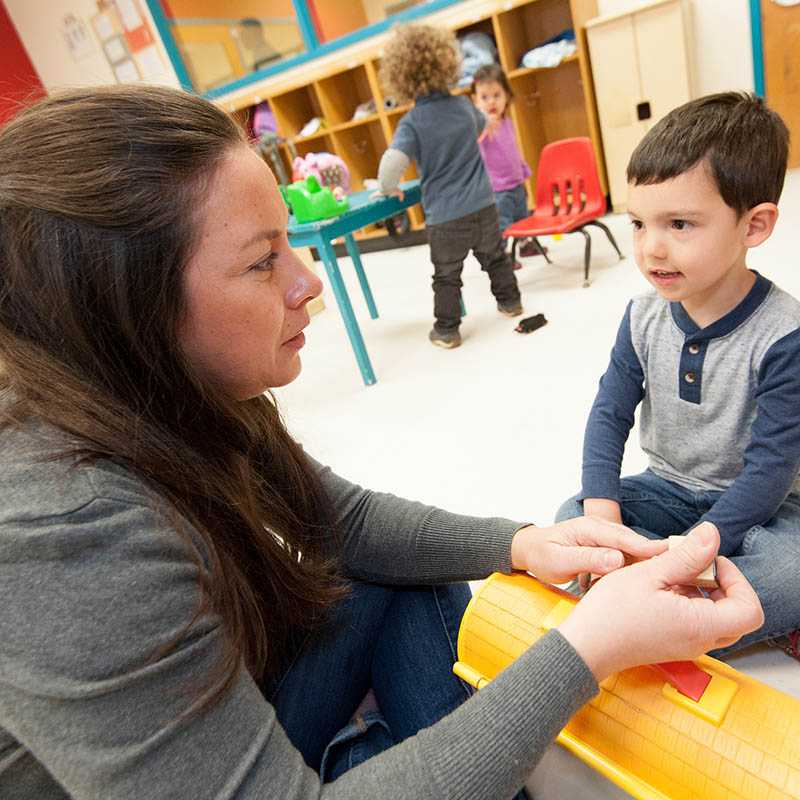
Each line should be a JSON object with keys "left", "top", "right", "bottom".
{"left": 370, "top": 188, "right": 404, "bottom": 201}
{"left": 478, "top": 118, "right": 502, "bottom": 143}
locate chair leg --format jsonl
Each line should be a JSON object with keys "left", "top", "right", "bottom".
{"left": 586, "top": 220, "right": 624, "bottom": 261}
{"left": 510, "top": 237, "right": 518, "bottom": 265}
{"left": 579, "top": 228, "right": 592, "bottom": 287}
{"left": 516, "top": 236, "right": 553, "bottom": 263}
{"left": 535, "top": 236, "right": 553, "bottom": 264}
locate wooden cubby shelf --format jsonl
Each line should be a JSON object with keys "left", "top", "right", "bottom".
{"left": 270, "top": 84, "right": 323, "bottom": 140}
{"left": 386, "top": 105, "right": 412, "bottom": 117}
{"left": 316, "top": 64, "right": 375, "bottom": 127}
{"left": 226, "top": 0, "right": 607, "bottom": 243}
{"left": 329, "top": 113, "right": 382, "bottom": 134}
{"left": 506, "top": 51, "right": 579, "bottom": 80}
{"left": 331, "top": 119, "right": 385, "bottom": 190}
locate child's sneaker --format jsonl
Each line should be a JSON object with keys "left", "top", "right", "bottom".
{"left": 497, "top": 301, "right": 523, "bottom": 317}
{"left": 513, "top": 260, "right": 523, "bottom": 270}
{"left": 429, "top": 327, "right": 461, "bottom": 349}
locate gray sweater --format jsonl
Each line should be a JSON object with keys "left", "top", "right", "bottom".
{"left": 0, "top": 418, "right": 596, "bottom": 799}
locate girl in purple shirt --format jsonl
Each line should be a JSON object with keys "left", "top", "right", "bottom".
{"left": 472, "top": 64, "right": 545, "bottom": 267}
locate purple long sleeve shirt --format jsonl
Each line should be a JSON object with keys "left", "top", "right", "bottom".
{"left": 478, "top": 116, "right": 531, "bottom": 192}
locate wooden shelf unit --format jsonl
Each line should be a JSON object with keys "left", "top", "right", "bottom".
{"left": 316, "top": 64, "right": 375, "bottom": 127}
{"left": 223, "top": 0, "right": 606, "bottom": 242}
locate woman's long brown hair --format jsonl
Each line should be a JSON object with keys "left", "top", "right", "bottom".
{"left": 0, "top": 85, "right": 347, "bottom": 707}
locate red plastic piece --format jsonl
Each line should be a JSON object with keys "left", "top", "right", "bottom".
{"left": 503, "top": 137, "right": 607, "bottom": 237}
{"left": 651, "top": 661, "right": 712, "bottom": 702}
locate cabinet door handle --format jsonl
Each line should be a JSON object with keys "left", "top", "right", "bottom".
{"left": 636, "top": 101, "right": 652, "bottom": 121}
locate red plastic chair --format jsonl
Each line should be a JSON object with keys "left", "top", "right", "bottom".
{"left": 504, "top": 137, "right": 623, "bottom": 286}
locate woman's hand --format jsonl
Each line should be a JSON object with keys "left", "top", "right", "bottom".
{"left": 511, "top": 517, "right": 667, "bottom": 584}
{"left": 558, "top": 523, "right": 764, "bottom": 681}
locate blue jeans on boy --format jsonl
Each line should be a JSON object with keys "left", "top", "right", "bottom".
{"left": 556, "top": 469, "right": 800, "bottom": 656}
{"left": 495, "top": 183, "right": 528, "bottom": 234}
{"left": 263, "top": 580, "right": 528, "bottom": 796}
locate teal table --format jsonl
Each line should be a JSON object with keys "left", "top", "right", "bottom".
{"left": 288, "top": 180, "right": 422, "bottom": 386}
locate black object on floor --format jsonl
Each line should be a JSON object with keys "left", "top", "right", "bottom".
{"left": 515, "top": 313, "right": 548, "bottom": 334}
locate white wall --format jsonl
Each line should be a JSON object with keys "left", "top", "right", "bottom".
{"left": 596, "top": 0, "right": 755, "bottom": 95}
{"left": 4, "top": 0, "right": 180, "bottom": 92}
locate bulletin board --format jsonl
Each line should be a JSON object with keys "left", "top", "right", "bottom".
{"left": 92, "top": 0, "right": 166, "bottom": 82}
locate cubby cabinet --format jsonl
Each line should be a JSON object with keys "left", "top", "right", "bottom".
{"left": 269, "top": 84, "right": 324, "bottom": 142}
{"left": 317, "top": 65, "right": 375, "bottom": 127}
{"left": 586, "top": 0, "right": 693, "bottom": 210}
{"left": 221, "top": 0, "right": 606, "bottom": 243}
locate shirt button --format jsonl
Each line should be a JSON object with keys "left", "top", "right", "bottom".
{"left": 685, "top": 372, "right": 696, "bottom": 384}
{"left": 688, "top": 343, "right": 700, "bottom": 354}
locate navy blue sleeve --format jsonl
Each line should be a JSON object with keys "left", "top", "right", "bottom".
{"left": 580, "top": 302, "right": 645, "bottom": 502}
{"left": 702, "top": 328, "right": 800, "bottom": 555}
{"left": 389, "top": 114, "right": 418, "bottom": 162}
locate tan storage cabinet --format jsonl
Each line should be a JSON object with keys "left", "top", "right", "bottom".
{"left": 586, "top": 0, "right": 694, "bottom": 211}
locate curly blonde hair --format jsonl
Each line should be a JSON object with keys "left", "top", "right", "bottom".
{"left": 379, "top": 24, "right": 461, "bottom": 105}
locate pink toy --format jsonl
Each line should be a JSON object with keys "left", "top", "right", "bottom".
{"left": 292, "top": 152, "right": 350, "bottom": 198}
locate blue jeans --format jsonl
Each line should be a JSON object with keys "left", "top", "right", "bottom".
{"left": 556, "top": 469, "right": 800, "bottom": 656}
{"left": 263, "top": 580, "right": 529, "bottom": 796}
{"left": 495, "top": 183, "right": 528, "bottom": 234}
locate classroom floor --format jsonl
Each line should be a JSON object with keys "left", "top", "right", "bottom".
{"left": 275, "top": 171, "right": 800, "bottom": 795}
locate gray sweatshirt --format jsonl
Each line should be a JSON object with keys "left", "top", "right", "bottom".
{"left": 0, "top": 417, "right": 596, "bottom": 799}
{"left": 580, "top": 273, "right": 800, "bottom": 555}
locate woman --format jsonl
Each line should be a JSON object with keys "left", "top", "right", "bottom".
{"left": 0, "top": 86, "right": 762, "bottom": 799}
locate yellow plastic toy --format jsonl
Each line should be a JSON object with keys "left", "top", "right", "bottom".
{"left": 454, "top": 573, "right": 800, "bottom": 800}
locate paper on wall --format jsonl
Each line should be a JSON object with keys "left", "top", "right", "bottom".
{"left": 115, "top": 0, "right": 144, "bottom": 32}
{"left": 133, "top": 44, "right": 166, "bottom": 81}
{"left": 113, "top": 58, "right": 140, "bottom": 82}
{"left": 92, "top": 11, "right": 116, "bottom": 41}
{"left": 104, "top": 36, "right": 128, "bottom": 64}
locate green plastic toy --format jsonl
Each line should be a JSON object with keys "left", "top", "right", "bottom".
{"left": 281, "top": 175, "right": 349, "bottom": 223}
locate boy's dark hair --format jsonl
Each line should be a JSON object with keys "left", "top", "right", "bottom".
{"left": 627, "top": 92, "right": 789, "bottom": 214}
{"left": 471, "top": 63, "right": 514, "bottom": 111}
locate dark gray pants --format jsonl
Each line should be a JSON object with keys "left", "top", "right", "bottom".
{"left": 427, "top": 204, "right": 521, "bottom": 332}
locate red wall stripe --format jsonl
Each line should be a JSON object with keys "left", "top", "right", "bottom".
{"left": 0, "top": 0, "right": 46, "bottom": 126}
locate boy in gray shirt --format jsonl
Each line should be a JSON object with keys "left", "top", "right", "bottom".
{"left": 377, "top": 23, "right": 522, "bottom": 349}
{"left": 557, "top": 93, "right": 800, "bottom": 657}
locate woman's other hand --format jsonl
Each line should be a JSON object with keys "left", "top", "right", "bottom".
{"left": 510, "top": 517, "right": 667, "bottom": 584}
{"left": 558, "top": 523, "right": 764, "bottom": 681}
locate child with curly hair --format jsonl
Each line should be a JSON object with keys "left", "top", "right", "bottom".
{"left": 377, "top": 24, "right": 523, "bottom": 350}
